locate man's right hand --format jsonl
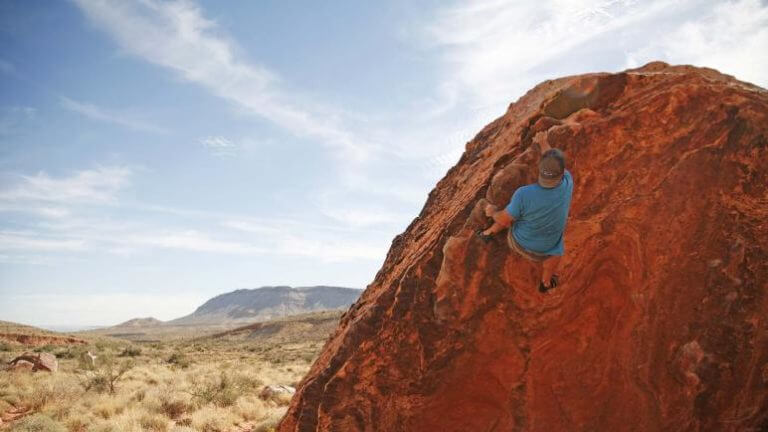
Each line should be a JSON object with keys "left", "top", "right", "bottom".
{"left": 484, "top": 204, "right": 497, "bottom": 217}
{"left": 533, "top": 132, "right": 551, "bottom": 155}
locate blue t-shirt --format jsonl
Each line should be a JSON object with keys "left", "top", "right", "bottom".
{"left": 505, "top": 170, "right": 573, "bottom": 256}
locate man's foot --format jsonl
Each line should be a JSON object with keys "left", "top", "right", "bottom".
{"left": 538, "top": 281, "right": 550, "bottom": 294}
{"left": 539, "top": 274, "right": 560, "bottom": 294}
{"left": 475, "top": 229, "right": 493, "bottom": 243}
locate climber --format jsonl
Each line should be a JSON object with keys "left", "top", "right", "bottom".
{"left": 477, "top": 132, "right": 574, "bottom": 293}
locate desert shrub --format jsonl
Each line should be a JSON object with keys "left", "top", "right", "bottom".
{"left": 175, "top": 417, "right": 193, "bottom": 427}
{"left": 78, "top": 355, "right": 134, "bottom": 394}
{"left": 190, "top": 405, "right": 239, "bottom": 432}
{"left": 140, "top": 413, "right": 169, "bottom": 432}
{"left": 159, "top": 398, "right": 189, "bottom": 419}
{"left": 132, "top": 389, "right": 147, "bottom": 402}
{"left": 54, "top": 345, "right": 87, "bottom": 359}
{"left": 0, "top": 341, "right": 11, "bottom": 352}
{"left": 234, "top": 396, "right": 266, "bottom": 421}
{"left": 166, "top": 353, "right": 190, "bottom": 369}
{"left": 32, "top": 344, "right": 56, "bottom": 353}
{"left": 65, "top": 416, "right": 89, "bottom": 432}
{"left": 186, "top": 372, "right": 247, "bottom": 408}
{"left": 13, "top": 413, "right": 67, "bottom": 432}
{"left": 119, "top": 346, "right": 142, "bottom": 357}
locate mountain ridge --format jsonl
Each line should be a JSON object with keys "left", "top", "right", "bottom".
{"left": 168, "top": 285, "right": 361, "bottom": 325}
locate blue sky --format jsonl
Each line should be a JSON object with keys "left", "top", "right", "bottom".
{"left": 1, "top": 0, "right": 766, "bottom": 327}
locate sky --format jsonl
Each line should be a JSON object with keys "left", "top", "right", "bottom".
{"left": 1, "top": 0, "right": 766, "bottom": 328}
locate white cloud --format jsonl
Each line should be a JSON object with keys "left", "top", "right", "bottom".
{"left": 60, "top": 97, "right": 168, "bottom": 133}
{"left": 74, "top": 0, "right": 374, "bottom": 160}
{"left": 0, "top": 232, "right": 87, "bottom": 252}
{"left": 427, "top": 0, "right": 768, "bottom": 119}
{"left": 626, "top": 0, "right": 768, "bottom": 88}
{"left": 277, "top": 234, "right": 386, "bottom": 262}
{"left": 0, "top": 106, "right": 36, "bottom": 136}
{"left": 200, "top": 135, "right": 238, "bottom": 157}
{"left": 127, "top": 230, "right": 265, "bottom": 254}
{"left": 0, "top": 166, "right": 132, "bottom": 204}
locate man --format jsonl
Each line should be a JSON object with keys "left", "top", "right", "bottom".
{"left": 477, "top": 133, "right": 574, "bottom": 293}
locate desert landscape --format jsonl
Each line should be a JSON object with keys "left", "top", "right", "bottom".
{"left": 2, "top": 1, "right": 767, "bottom": 432}
{"left": 1, "top": 309, "right": 343, "bottom": 432}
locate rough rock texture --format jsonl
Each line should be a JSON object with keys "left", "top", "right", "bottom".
{"left": 9, "top": 352, "right": 58, "bottom": 372}
{"left": 279, "top": 63, "right": 768, "bottom": 432}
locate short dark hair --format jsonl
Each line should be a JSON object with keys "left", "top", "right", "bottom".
{"left": 541, "top": 148, "right": 565, "bottom": 174}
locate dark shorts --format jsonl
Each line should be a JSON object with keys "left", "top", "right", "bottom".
{"left": 507, "top": 230, "right": 549, "bottom": 262}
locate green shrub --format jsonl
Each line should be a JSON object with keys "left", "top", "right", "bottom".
{"left": 187, "top": 372, "right": 240, "bottom": 407}
{"left": 13, "top": 413, "right": 67, "bottom": 432}
{"left": 119, "top": 346, "right": 142, "bottom": 357}
{"left": 140, "top": 413, "right": 169, "bottom": 432}
{"left": 166, "top": 352, "right": 190, "bottom": 369}
{"left": 78, "top": 355, "right": 134, "bottom": 394}
{"left": 32, "top": 344, "right": 55, "bottom": 353}
{"left": 159, "top": 398, "right": 189, "bottom": 419}
{"left": 0, "top": 342, "right": 11, "bottom": 352}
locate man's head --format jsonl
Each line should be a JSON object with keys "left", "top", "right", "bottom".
{"left": 538, "top": 149, "right": 566, "bottom": 188}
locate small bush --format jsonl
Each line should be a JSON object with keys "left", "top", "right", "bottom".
{"left": 186, "top": 372, "right": 240, "bottom": 407}
{"left": 159, "top": 398, "right": 189, "bottom": 419}
{"left": 167, "top": 353, "right": 190, "bottom": 369}
{"left": 13, "top": 413, "right": 67, "bottom": 432}
{"left": 32, "top": 344, "right": 56, "bottom": 353}
{"left": 176, "top": 417, "right": 193, "bottom": 427}
{"left": 78, "top": 355, "right": 134, "bottom": 394}
{"left": 140, "top": 413, "right": 169, "bottom": 432}
{"left": 0, "top": 342, "right": 11, "bottom": 352}
{"left": 119, "top": 346, "right": 142, "bottom": 357}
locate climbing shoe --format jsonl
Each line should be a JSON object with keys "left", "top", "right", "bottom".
{"left": 538, "top": 281, "right": 550, "bottom": 294}
{"left": 550, "top": 274, "right": 559, "bottom": 289}
{"left": 475, "top": 229, "right": 493, "bottom": 243}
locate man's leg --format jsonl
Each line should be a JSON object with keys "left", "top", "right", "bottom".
{"left": 481, "top": 204, "right": 513, "bottom": 236}
{"left": 541, "top": 255, "right": 562, "bottom": 287}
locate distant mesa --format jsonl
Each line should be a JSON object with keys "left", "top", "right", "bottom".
{"left": 169, "top": 285, "right": 361, "bottom": 326}
{"left": 114, "top": 317, "right": 165, "bottom": 327}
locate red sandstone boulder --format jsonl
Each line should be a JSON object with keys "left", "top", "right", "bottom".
{"left": 9, "top": 352, "right": 58, "bottom": 372}
{"left": 279, "top": 62, "right": 768, "bottom": 431}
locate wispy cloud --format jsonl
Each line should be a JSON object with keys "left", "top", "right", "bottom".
{"left": 0, "top": 106, "right": 36, "bottom": 136}
{"left": 200, "top": 136, "right": 238, "bottom": 157}
{"left": 0, "top": 166, "right": 132, "bottom": 204}
{"left": 625, "top": 0, "right": 768, "bottom": 88}
{"left": 127, "top": 230, "right": 265, "bottom": 254}
{"left": 73, "top": 0, "right": 374, "bottom": 160}
{"left": 0, "top": 232, "right": 86, "bottom": 252}
{"left": 427, "top": 0, "right": 768, "bottom": 118}
{"left": 60, "top": 96, "right": 169, "bottom": 133}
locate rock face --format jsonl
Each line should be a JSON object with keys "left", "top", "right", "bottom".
{"left": 9, "top": 352, "right": 58, "bottom": 372}
{"left": 279, "top": 63, "right": 768, "bottom": 432}
{"left": 170, "top": 286, "right": 362, "bottom": 325}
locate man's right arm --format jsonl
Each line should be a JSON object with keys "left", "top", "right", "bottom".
{"left": 533, "top": 132, "right": 552, "bottom": 155}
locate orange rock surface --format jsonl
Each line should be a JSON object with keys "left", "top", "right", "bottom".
{"left": 279, "top": 62, "right": 768, "bottom": 432}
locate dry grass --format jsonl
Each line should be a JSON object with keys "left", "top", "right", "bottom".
{"left": 0, "top": 314, "right": 336, "bottom": 432}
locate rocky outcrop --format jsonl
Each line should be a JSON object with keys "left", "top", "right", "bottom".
{"left": 0, "top": 333, "right": 87, "bottom": 347}
{"left": 279, "top": 63, "right": 768, "bottom": 431}
{"left": 9, "top": 352, "right": 58, "bottom": 372}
